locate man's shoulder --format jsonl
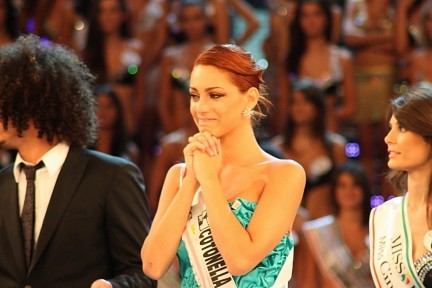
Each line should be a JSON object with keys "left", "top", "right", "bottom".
{"left": 84, "top": 148, "right": 131, "bottom": 167}
{"left": 69, "top": 146, "right": 140, "bottom": 176}
{"left": 68, "top": 145, "right": 129, "bottom": 166}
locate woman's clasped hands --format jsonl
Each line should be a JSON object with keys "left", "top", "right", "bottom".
{"left": 183, "top": 131, "right": 222, "bottom": 184}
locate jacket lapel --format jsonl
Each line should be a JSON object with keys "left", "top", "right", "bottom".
{"left": 29, "top": 145, "right": 88, "bottom": 273}
{"left": 1, "top": 167, "right": 26, "bottom": 277}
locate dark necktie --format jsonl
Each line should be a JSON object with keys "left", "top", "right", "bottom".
{"left": 20, "top": 161, "right": 44, "bottom": 268}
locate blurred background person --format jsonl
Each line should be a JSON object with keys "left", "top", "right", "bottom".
{"left": 395, "top": 0, "right": 428, "bottom": 86}
{"left": 282, "top": 0, "right": 356, "bottom": 133}
{"left": 158, "top": 0, "right": 214, "bottom": 134}
{"left": 166, "top": 0, "right": 259, "bottom": 46}
{"left": 90, "top": 84, "right": 140, "bottom": 165}
{"left": 303, "top": 160, "right": 373, "bottom": 288}
{"left": 54, "top": 0, "right": 94, "bottom": 52}
{"left": 127, "top": 0, "right": 167, "bottom": 68}
{"left": 146, "top": 115, "right": 197, "bottom": 216}
{"left": 272, "top": 80, "right": 347, "bottom": 219}
{"left": 343, "top": 0, "right": 396, "bottom": 196}
{"left": 409, "top": 2, "right": 432, "bottom": 87}
{"left": 83, "top": 0, "right": 142, "bottom": 136}
{"left": 370, "top": 88, "right": 432, "bottom": 287}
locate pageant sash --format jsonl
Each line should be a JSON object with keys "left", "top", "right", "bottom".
{"left": 303, "top": 215, "right": 373, "bottom": 288}
{"left": 180, "top": 167, "right": 293, "bottom": 287}
{"left": 182, "top": 190, "right": 237, "bottom": 287}
{"left": 182, "top": 190, "right": 294, "bottom": 288}
{"left": 370, "top": 195, "right": 423, "bottom": 287}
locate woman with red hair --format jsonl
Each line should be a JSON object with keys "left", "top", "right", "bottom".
{"left": 142, "top": 44, "right": 305, "bottom": 287}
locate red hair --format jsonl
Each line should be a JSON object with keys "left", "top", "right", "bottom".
{"left": 194, "top": 44, "right": 271, "bottom": 119}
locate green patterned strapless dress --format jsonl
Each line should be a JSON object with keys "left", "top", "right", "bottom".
{"left": 177, "top": 198, "right": 294, "bottom": 287}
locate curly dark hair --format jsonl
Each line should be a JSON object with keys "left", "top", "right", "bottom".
{"left": 0, "top": 34, "right": 98, "bottom": 146}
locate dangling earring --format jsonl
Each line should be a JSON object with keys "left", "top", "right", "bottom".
{"left": 242, "top": 108, "right": 253, "bottom": 118}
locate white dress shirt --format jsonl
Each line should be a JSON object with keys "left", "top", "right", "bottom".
{"left": 13, "top": 142, "right": 70, "bottom": 246}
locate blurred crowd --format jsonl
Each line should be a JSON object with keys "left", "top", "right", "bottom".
{"left": 2, "top": 0, "right": 432, "bottom": 286}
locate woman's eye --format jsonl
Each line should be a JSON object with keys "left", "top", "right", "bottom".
{"left": 189, "top": 93, "right": 199, "bottom": 100}
{"left": 399, "top": 126, "right": 407, "bottom": 132}
{"left": 210, "top": 93, "right": 223, "bottom": 99}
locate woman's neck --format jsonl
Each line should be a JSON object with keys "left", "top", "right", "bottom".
{"left": 294, "top": 124, "right": 315, "bottom": 137}
{"left": 338, "top": 207, "right": 364, "bottom": 228}
{"left": 407, "top": 165, "right": 432, "bottom": 208}
{"left": 220, "top": 123, "right": 263, "bottom": 166}
{"left": 105, "top": 32, "right": 123, "bottom": 43}
{"left": 186, "top": 36, "right": 211, "bottom": 47}
{"left": 306, "top": 36, "right": 328, "bottom": 51}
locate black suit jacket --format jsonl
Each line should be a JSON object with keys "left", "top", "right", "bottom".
{"left": 0, "top": 145, "right": 155, "bottom": 288}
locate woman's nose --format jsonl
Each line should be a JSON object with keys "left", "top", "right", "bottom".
{"left": 384, "top": 129, "right": 393, "bottom": 145}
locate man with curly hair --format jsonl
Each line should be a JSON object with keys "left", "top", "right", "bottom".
{"left": 0, "top": 35, "right": 155, "bottom": 288}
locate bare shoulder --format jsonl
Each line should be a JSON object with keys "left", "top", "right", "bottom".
{"left": 163, "top": 45, "right": 179, "bottom": 59}
{"left": 166, "top": 163, "right": 185, "bottom": 180}
{"left": 265, "top": 158, "right": 306, "bottom": 181}
{"left": 335, "top": 46, "right": 352, "bottom": 60}
{"left": 159, "top": 163, "right": 186, "bottom": 200}
{"left": 328, "top": 131, "right": 347, "bottom": 146}
{"left": 259, "top": 157, "right": 305, "bottom": 207}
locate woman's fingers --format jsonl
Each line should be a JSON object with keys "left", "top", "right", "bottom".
{"left": 188, "top": 132, "right": 220, "bottom": 156}
{"left": 184, "top": 141, "right": 206, "bottom": 156}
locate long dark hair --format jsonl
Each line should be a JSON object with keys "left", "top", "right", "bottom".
{"left": 386, "top": 88, "right": 432, "bottom": 192}
{"left": 3, "top": 0, "right": 19, "bottom": 39}
{"left": 286, "top": 0, "right": 333, "bottom": 76}
{"left": 83, "top": 0, "right": 131, "bottom": 83}
{"left": 386, "top": 88, "right": 432, "bottom": 223}
{"left": 331, "top": 161, "right": 372, "bottom": 227}
{"left": 283, "top": 80, "right": 326, "bottom": 150}
{"left": 93, "top": 85, "right": 128, "bottom": 157}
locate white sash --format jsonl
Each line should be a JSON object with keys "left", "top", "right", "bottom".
{"left": 181, "top": 171, "right": 294, "bottom": 287}
{"left": 370, "top": 195, "right": 423, "bottom": 288}
{"left": 303, "top": 215, "right": 373, "bottom": 287}
{"left": 182, "top": 190, "right": 237, "bottom": 288}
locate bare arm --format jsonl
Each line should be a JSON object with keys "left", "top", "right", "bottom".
{"left": 343, "top": 0, "right": 393, "bottom": 48}
{"left": 147, "top": 143, "right": 181, "bottom": 216}
{"left": 395, "top": 0, "right": 416, "bottom": 56}
{"left": 410, "top": 51, "right": 422, "bottom": 84}
{"left": 331, "top": 4, "right": 342, "bottom": 43}
{"left": 141, "top": 164, "right": 198, "bottom": 279}
{"left": 212, "top": 0, "right": 231, "bottom": 44}
{"left": 276, "top": 64, "right": 290, "bottom": 134}
{"left": 227, "top": 0, "right": 259, "bottom": 46}
{"left": 331, "top": 135, "right": 348, "bottom": 165}
{"left": 139, "top": 9, "right": 168, "bottom": 69}
{"left": 267, "top": 2, "right": 295, "bottom": 63}
{"left": 194, "top": 152, "right": 305, "bottom": 275}
{"left": 158, "top": 52, "right": 176, "bottom": 133}
{"left": 336, "top": 52, "right": 356, "bottom": 121}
